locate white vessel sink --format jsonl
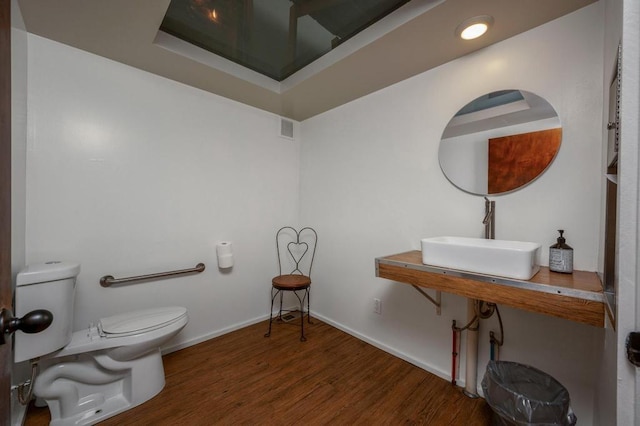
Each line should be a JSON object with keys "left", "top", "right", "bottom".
{"left": 421, "top": 236, "right": 541, "bottom": 280}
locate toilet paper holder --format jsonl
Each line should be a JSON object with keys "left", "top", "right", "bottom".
{"left": 216, "top": 242, "right": 234, "bottom": 269}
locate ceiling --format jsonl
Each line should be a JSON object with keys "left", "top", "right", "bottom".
{"left": 16, "top": 0, "right": 597, "bottom": 121}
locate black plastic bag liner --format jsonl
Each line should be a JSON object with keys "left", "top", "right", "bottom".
{"left": 481, "top": 361, "right": 577, "bottom": 426}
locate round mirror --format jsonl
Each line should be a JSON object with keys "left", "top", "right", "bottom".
{"left": 439, "top": 90, "right": 561, "bottom": 195}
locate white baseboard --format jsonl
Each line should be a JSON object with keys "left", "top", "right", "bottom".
{"left": 161, "top": 313, "right": 270, "bottom": 355}
{"left": 309, "top": 311, "right": 463, "bottom": 387}
{"left": 161, "top": 305, "right": 299, "bottom": 355}
{"left": 160, "top": 309, "right": 474, "bottom": 392}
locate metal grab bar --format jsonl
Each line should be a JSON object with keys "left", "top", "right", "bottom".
{"left": 100, "top": 263, "right": 206, "bottom": 287}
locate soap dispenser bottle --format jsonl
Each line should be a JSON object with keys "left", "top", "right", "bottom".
{"left": 549, "top": 230, "right": 573, "bottom": 273}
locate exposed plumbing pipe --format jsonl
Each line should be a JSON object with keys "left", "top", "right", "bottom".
{"left": 451, "top": 321, "right": 458, "bottom": 386}
{"left": 452, "top": 301, "right": 505, "bottom": 395}
{"left": 489, "top": 303, "right": 504, "bottom": 361}
{"left": 16, "top": 359, "right": 39, "bottom": 405}
{"left": 463, "top": 299, "right": 480, "bottom": 398}
{"left": 451, "top": 306, "right": 479, "bottom": 386}
{"left": 490, "top": 338, "right": 495, "bottom": 361}
{"left": 456, "top": 327, "right": 462, "bottom": 385}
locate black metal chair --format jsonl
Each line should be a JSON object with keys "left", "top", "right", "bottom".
{"left": 264, "top": 226, "right": 317, "bottom": 342}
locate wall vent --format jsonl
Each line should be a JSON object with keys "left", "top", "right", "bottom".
{"left": 280, "top": 118, "right": 294, "bottom": 139}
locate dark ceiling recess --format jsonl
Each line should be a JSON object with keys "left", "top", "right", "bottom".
{"left": 161, "top": 0, "right": 411, "bottom": 81}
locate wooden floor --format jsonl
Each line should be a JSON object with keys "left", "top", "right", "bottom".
{"left": 25, "top": 318, "right": 493, "bottom": 425}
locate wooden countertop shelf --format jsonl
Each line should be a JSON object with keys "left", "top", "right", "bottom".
{"left": 375, "top": 250, "right": 605, "bottom": 327}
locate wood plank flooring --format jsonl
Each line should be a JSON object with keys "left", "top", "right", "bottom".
{"left": 24, "top": 318, "right": 493, "bottom": 425}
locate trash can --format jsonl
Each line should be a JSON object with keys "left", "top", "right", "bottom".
{"left": 481, "top": 361, "right": 577, "bottom": 426}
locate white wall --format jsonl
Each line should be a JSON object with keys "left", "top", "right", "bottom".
{"left": 300, "top": 4, "right": 604, "bottom": 425}
{"left": 24, "top": 34, "right": 301, "bottom": 349}
{"left": 439, "top": 133, "right": 488, "bottom": 194}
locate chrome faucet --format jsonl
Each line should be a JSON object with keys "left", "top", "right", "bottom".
{"left": 483, "top": 197, "right": 495, "bottom": 239}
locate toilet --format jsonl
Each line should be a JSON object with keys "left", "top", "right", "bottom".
{"left": 14, "top": 261, "right": 189, "bottom": 426}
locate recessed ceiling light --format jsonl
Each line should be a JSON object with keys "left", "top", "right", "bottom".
{"left": 456, "top": 15, "right": 494, "bottom": 40}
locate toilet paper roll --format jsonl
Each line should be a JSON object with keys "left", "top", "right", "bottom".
{"left": 216, "top": 242, "right": 234, "bottom": 269}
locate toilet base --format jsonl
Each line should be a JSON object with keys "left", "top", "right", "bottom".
{"left": 49, "top": 394, "right": 130, "bottom": 426}
{"left": 35, "top": 348, "right": 166, "bottom": 426}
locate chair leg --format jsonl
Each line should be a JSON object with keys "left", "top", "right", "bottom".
{"left": 299, "top": 290, "right": 307, "bottom": 342}
{"left": 278, "top": 290, "right": 284, "bottom": 320}
{"left": 264, "top": 287, "right": 279, "bottom": 338}
{"left": 307, "top": 287, "right": 312, "bottom": 324}
{"left": 265, "top": 287, "right": 310, "bottom": 341}
{"left": 291, "top": 290, "right": 306, "bottom": 342}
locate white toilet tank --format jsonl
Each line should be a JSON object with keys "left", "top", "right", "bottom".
{"left": 14, "top": 261, "right": 81, "bottom": 363}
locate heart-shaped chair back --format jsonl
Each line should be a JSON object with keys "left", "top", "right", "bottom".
{"left": 276, "top": 226, "right": 318, "bottom": 277}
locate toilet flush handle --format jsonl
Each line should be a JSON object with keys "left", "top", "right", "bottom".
{"left": 0, "top": 308, "right": 53, "bottom": 345}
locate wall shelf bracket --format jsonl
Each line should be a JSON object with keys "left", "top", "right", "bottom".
{"left": 412, "top": 285, "right": 441, "bottom": 315}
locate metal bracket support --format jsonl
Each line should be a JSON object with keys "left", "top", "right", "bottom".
{"left": 412, "top": 285, "right": 442, "bottom": 315}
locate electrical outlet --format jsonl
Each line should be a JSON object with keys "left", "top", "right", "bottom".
{"left": 373, "top": 298, "right": 382, "bottom": 315}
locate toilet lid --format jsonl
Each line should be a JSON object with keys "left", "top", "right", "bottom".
{"left": 99, "top": 306, "right": 187, "bottom": 336}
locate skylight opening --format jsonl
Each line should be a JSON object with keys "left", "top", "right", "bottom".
{"left": 160, "top": 0, "right": 412, "bottom": 82}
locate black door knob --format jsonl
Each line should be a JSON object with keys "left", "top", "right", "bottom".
{"left": 627, "top": 332, "right": 640, "bottom": 367}
{"left": 0, "top": 308, "right": 53, "bottom": 345}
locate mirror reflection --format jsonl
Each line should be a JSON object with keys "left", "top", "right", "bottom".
{"left": 439, "top": 90, "right": 561, "bottom": 195}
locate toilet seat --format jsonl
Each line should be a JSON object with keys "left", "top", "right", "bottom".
{"left": 98, "top": 306, "right": 187, "bottom": 338}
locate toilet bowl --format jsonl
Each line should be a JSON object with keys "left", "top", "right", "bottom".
{"left": 35, "top": 307, "right": 188, "bottom": 426}
{"left": 14, "top": 262, "right": 189, "bottom": 426}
